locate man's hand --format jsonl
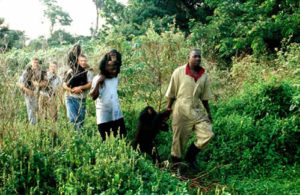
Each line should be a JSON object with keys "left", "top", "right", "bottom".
{"left": 71, "top": 86, "right": 82, "bottom": 94}
{"left": 208, "top": 113, "right": 213, "bottom": 123}
{"left": 33, "top": 81, "right": 40, "bottom": 87}
{"left": 24, "top": 88, "right": 34, "bottom": 96}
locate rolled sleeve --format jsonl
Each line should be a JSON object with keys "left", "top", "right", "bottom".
{"left": 165, "top": 71, "right": 177, "bottom": 99}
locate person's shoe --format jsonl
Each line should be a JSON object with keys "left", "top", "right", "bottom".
{"left": 171, "top": 156, "right": 181, "bottom": 167}
{"left": 185, "top": 143, "right": 201, "bottom": 169}
{"left": 171, "top": 156, "right": 182, "bottom": 174}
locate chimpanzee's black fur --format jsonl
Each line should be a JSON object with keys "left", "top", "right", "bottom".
{"left": 134, "top": 106, "right": 171, "bottom": 163}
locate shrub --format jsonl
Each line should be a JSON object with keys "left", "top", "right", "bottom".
{"left": 199, "top": 79, "right": 299, "bottom": 177}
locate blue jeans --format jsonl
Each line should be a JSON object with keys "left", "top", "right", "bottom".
{"left": 66, "top": 96, "right": 86, "bottom": 129}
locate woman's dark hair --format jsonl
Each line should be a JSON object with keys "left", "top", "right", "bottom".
{"left": 99, "top": 49, "right": 122, "bottom": 77}
{"left": 68, "top": 44, "right": 82, "bottom": 71}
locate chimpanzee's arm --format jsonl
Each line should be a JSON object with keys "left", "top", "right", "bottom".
{"left": 90, "top": 82, "right": 100, "bottom": 100}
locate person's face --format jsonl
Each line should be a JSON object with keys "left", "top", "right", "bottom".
{"left": 105, "top": 62, "right": 118, "bottom": 78}
{"left": 188, "top": 51, "right": 201, "bottom": 67}
{"left": 109, "top": 53, "right": 117, "bottom": 62}
{"left": 78, "top": 56, "right": 88, "bottom": 68}
{"left": 49, "top": 63, "right": 57, "bottom": 74}
{"left": 31, "top": 59, "right": 39, "bottom": 69}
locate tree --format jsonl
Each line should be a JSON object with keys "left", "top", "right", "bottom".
{"left": 28, "top": 36, "right": 48, "bottom": 50}
{"left": 0, "top": 18, "right": 26, "bottom": 52}
{"left": 41, "top": 0, "right": 72, "bottom": 36}
{"left": 96, "top": 0, "right": 213, "bottom": 39}
{"left": 47, "top": 29, "right": 75, "bottom": 46}
{"left": 190, "top": 0, "right": 300, "bottom": 64}
{"left": 91, "top": 0, "right": 105, "bottom": 39}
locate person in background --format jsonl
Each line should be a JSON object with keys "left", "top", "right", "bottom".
{"left": 18, "top": 57, "right": 42, "bottom": 125}
{"left": 38, "top": 62, "right": 63, "bottom": 121}
{"left": 63, "top": 53, "right": 93, "bottom": 129}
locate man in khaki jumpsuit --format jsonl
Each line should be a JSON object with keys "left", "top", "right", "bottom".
{"left": 166, "top": 49, "right": 214, "bottom": 169}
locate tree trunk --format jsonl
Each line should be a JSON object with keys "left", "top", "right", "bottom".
{"left": 94, "top": 8, "right": 99, "bottom": 39}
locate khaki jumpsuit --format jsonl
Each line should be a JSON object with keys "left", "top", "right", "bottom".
{"left": 166, "top": 65, "right": 214, "bottom": 158}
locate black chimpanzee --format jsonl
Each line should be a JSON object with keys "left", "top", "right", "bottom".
{"left": 134, "top": 106, "right": 171, "bottom": 163}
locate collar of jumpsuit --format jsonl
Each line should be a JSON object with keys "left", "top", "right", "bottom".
{"left": 185, "top": 63, "right": 205, "bottom": 82}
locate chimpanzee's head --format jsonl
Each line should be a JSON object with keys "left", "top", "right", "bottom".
{"left": 153, "top": 110, "right": 171, "bottom": 132}
{"left": 99, "top": 49, "right": 122, "bottom": 78}
{"left": 139, "top": 106, "right": 157, "bottom": 125}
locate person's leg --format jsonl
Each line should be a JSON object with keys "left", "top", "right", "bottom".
{"left": 171, "top": 119, "right": 193, "bottom": 159}
{"left": 38, "top": 95, "right": 48, "bottom": 120}
{"left": 76, "top": 98, "right": 86, "bottom": 128}
{"left": 98, "top": 121, "right": 113, "bottom": 141}
{"left": 185, "top": 121, "right": 214, "bottom": 168}
{"left": 25, "top": 95, "right": 36, "bottom": 125}
{"left": 113, "top": 118, "right": 126, "bottom": 138}
{"left": 65, "top": 96, "right": 78, "bottom": 126}
{"left": 49, "top": 96, "right": 58, "bottom": 122}
{"left": 193, "top": 121, "right": 214, "bottom": 150}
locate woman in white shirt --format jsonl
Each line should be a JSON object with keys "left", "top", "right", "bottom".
{"left": 90, "top": 50, "right": 126, "bottom": 140}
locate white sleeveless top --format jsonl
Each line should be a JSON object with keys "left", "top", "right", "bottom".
{"left": 90, "top": 75, "right": 123, "bottom": 124}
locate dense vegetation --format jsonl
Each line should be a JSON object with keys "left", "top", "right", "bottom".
{"left": 0, "top": 0, "right": 299, "bottom": 194}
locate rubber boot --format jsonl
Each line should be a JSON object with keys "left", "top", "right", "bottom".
{"left": 185, "top": 143, "right": 201, "bottom": 169}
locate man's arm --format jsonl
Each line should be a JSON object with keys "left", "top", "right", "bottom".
{"left": 71, "top": 82, "right": 92, "bottom": 94}
{"left": 202, "top": 100, "right": 212, "bottom": 123}
{"left": 18, "top": 71, "right": 34, "bottom": 96}
{"left": 63, "top": 82, "right": 72, "bottom": 93}
{"left": 19, "top": 84, "right": 34, "bottom": 96}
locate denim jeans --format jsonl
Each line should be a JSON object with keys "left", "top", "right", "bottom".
{"left": 66, "top": 96, "right": 86, "bottom": 129}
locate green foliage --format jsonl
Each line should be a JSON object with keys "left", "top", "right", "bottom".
{"left": 27, "top": 36, "right": 48, "bottom": 51}
{"left": 0, "top": 21, "right": 299, "bottom": 193}
{"left": 97, "top": 0, "right": 213, "bottom": 38}
{"left": 190, "top": 0, "right": 300, "bottom": 64}
{"left": 0, "top": 18, "right": 26, "bottom": 52}
{"left": 41, "top": 0, "right": 72, "bottom": 35}
{"left": 0, "top": 122, "right": 189, "bottom": 194}
{"left": 47, "top": 30, "right": 75, "bottom": 47}
{"left": 116, "top": 26, "right": 189, "bottom": 111}
{"left": 199, "top": 80, "right": 299, "bottom": 178}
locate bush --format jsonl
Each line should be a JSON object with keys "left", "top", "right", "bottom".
{"left": 0, "top": 123, "right": 189, "bottom": 194}
{"left": 199, "top": 79, "right": 299, "bottom": 177}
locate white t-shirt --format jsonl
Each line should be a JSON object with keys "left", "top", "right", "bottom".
{"left": 90, "top": 75, "right": 123, "bottom": 124}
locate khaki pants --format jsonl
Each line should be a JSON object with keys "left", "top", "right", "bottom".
{"left": 38, "top": 94, "right": 57, "bottom": 121}
{"left": 171, "top": 120, "right": 214, "bottom": 158}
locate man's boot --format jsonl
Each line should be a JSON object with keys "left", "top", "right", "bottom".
{"left": 185, "top": 143, "right": 201, "bottom": 169}
{"left": 171, "top": 156, "right": 181, "bottom": 168}
{"left": 171, "top": 156, "right": 182, "bottom": 175}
